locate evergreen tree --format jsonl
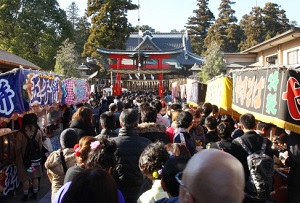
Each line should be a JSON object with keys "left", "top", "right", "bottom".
{"left": 54, "top": 39, "right": 81, "bottom": 78}
{"left": 239, "top": 6, "right": 264, "bottom": 51}
{"left": 74, "top": 16, "right": 91, "bottom": 56}
{"left": 199, "top": 41, "right": 224, "bottom": 83}
{"left": 262, "top": 2, "right": 290, "bottom": 40}
{"left": 132, "top": 25, "right": 155, "bottom": 33}
{"left": 185, "top": 0, "right": 215, "bottom": 56}
{"left": 66, "top": 2, "right": 80, "bottom": 30}
{"left": 204, "top": 0, "right": 241, "bottom": 53}
{"left": 83, "top": 0, "right": 138, "bottom": 60}
{"left": 0, "top": 0, "right": 73, "bottom": 70}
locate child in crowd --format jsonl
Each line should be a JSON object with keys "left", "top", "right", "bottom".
{"left": 137, "top": 142, "right": 170, "bottom": 203}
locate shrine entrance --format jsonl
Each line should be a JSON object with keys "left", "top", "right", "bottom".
{"left": 97, "top": 48, "right": 183, "bottom": 97}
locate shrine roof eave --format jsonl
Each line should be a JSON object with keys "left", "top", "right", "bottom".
{"left": 97, "top": 47, "right": 184, "bottom": 58}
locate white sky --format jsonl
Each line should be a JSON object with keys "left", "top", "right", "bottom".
{"left": 57, "top": 0, "right": 300, "bottom": 32}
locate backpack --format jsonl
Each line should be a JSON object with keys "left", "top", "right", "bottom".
{"left": 236, "top": 137, "right": 274, "bottom": 201}
{"left": 23, "top": 128, "right": 41, "bottom": 168}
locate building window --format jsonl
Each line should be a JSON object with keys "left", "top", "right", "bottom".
{"left": 266, "top": 55, "right": 278, "bottom": 65}
{"left": 287, "top": 50, "right": 299, "bottom": 65}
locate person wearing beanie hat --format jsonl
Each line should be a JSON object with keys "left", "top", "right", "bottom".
{"left": 60, "top": 128, "right": 79, "bottom": 149}
{"left": 45, "top": 128, "right": 78, "bottom": 201}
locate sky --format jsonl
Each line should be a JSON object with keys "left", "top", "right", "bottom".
{"left": 57, "top": 0, "right": 300, "bottom": 32}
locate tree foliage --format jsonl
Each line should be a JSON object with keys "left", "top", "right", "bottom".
{"left": 204, "top": 0, "right": 241, "bottom": 53}
{"left": 132, "top": 25, "right": 155, "bottom": 33}
{"left": 199, "top": 41, "right": 224, "bottom": 83}
{"left": 83, "top": 0, "right": 138, "bottom": 60}
{"left": 0, "top": 0, "right": 73, "bottom": 70}
{"left": 54, "top": 39, "right": 81, "bottom": 78}
{"left": 66, "top": 2, "right": 80, "bottom": 30}
{"left": 185, "top": 0, "right": 215, "bottom": 56}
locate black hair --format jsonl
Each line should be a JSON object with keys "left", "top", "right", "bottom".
{"left": 257, "top": 121, "right": 272, "bottom": 131}
{"left": 21, "top": 113, "right": 40, "bottom": 132}
{"left": 100, "top": 112, "right": 116, "bottom": 130}
{"left": 61, "top": 168, "right": 118, "bottom": 203}
{"left": 139, "top": 141, "right": 170, "bottom": 180}
{"left": 176, "top": 111, "right": 193, "bottom": 129}
{"left": 86, "top": 137, "right": 117, "bottom": 171}
{"left": 239, "top": 113, "right": 256, "bottom": 130}
{"left": 140, "top": 106, "right": 157, "bottom": 123}
{"left": 217, "top": 122, "right": 232, "bottom": 140}
{"left": 205, "top": 115, "right": 218, "bottom": 130}
{"left": 170, "top": 104, "right": 182, "bottom": 111}
{"left": 150, "top": 100, "right": 163, "bottom": 113}
{"left": 202, "top": 102, "right": 213, "bottom": 116}
{"left": 211, "top": 104, "right": 219, "bottom": 114}
{"left": 221, "top": 114, "right": 235, "bottom": 130}
{"left": 162, "top": 156, "right": 190, "bottom": 197}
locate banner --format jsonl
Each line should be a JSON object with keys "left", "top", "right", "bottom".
{"left": 62, "top": 78, "right": 90, "bottom": 106}
{"left": 206, "top": 76, "right": 233, "bottom": 112}
{"left": 0, "top": 164, "right": 20, "bottom": 196}
{"left": 23, "top": 69, "right": 62, "bottom": 110}
{"left": 172, "top": 82, "right": 178, "bottom": 99}
{"left": 0, "top": 69, "right": 25, "bottom": 120}
{"left": 186, "top": 79, "right": 207, "bottom": 106}
{"left": 232, "top": 68, "right": 300, "bottom": 133}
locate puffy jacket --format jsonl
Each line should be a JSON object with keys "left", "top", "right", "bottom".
{"left": 45, "top": 148, "right": 76, "bottom": 200}
{"left": 136, "top": 122, "right": 169, "bottom": 144}
{"left": 113, "top": 127, "right": 151, "bottom": 203}
{"left": 69, "top": 119, "right": 96, "bottom": 138}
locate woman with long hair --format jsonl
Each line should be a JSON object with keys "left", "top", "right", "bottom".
{"left": 15, "top": 113, "right": 43, "bottom": 201}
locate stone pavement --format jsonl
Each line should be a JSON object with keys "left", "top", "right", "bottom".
{"left": 2, "top": 171, "right": 51, "bottom": 203}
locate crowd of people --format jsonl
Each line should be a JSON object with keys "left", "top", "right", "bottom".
{"left": 14, "top": 90, "right": 300, "bottom": 203}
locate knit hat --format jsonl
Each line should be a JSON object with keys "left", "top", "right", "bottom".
{"left": 60, "top": 128, "right": 78, "bottom": 149}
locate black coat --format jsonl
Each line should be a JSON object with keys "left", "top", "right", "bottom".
{"left": 136, "top": 122, "right": 169, "bottom": 144}
{"left": 113, "top": 128, "right": 151, "bottom": 203}
{"left": 208, "top": 138, "right": 233, "bottom": 155}
{"left": 285, "top": 133, "right": 300, "bottom": 187}
{"left": 69, "top": 119, "right": 96, "bottom": 139}
{"left": 231, "top": 131, "right": 274, "bottom": 181}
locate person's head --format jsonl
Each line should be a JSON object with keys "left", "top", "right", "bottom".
{"left": 100, "top": 112, "right": 116, "bottom": 130}
{"left": 217, "top": 122, "right": 232, "bottom": 141}
{"left": 178, "top": 149, "right": 245, "bottom": 203}
{"left": 109, "top": 103, "right": 117, "bottom": 112}
{"left": 119, "top": 108, "right": 139, "bottom": 129}
{"left": 71, "top": 106, "right": 93, "bottom": 128}
{"left": 60, "top": 128, "right": 79, "bottom": 149}
{"left": 202, "top": 102, "right": 213, "bottom": 116}
{"left": 74, "top": 136, "right": 97, "bottom": 166}
{"left": 176, "top": 111, "right": 193, "bottom": 129}
{"left": 162, "top": 156, "right": 190, "bottom": 198}
{"left": 191, "top": 109, "right": 201, "bottom": 129}
{"left": 86, "top": 137, "right": 117, "bottom": 172}
{"left": 204, "top": 116, "right": 218, "bottom": 131}
{"left": 165, "top": 143, "right": 191, "bottom": 157}
{"left": 150, "top": 100, "right": 163, "bottom": 114}
{"left": 239, "top": 113, "right": 256, "bottom": 131}
{"left": 61, "top": 168, "right": 118, "bottom": 203}
{"left": 116, "top": 101, "right": 124, "bottom": 111}
{"left": 21, "top": 113, "right": 39, "bottom": 131}
{"left": 221, "top": 114, "right": 235, "bottom": 130}
{"left": 256, "top": 121, "right": 272, "bottom": 138}
{"left": 211, "top": 105, "right": 219, "bottom": 118}
{"left": 140, "top": 106, "right": 157, "bottom": 123}
{"left": 170, "top": 103, "right": 182, "bottom": 111}
{"left": 139, "top": 141, "right": 170, "bottom": 180}
{"left": 90, "top": 99, "right": 97, "bottom": 107}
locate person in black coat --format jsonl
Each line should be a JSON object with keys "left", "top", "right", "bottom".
{"left": 69, "top": 106, "right": 96, "bottom": 139}
{"left": 283, "top": 131, "right": 300, "bottom": 203}
{"left": 113, "top": 109, "right": 151, "bottom": 203}
{"left": 207, "top": 122, "right": 233, "bottom": 154}
{"left": 204, "top": 116, "right": 219, "bottom": 144}
{"left": 231, "top": 113, "right": 274, "bottom": 203}
{"left": 136, "top": 106, "right": 169, "bottom": 144}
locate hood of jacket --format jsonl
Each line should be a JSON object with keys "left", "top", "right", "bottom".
{"left": 136, "top": 122, "right": 166, "bottom": 134}
{"left": 45, "top": 148, "right": 76, "bottom": 171}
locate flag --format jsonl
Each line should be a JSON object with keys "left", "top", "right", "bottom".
{"left": 135, "top": 73, "right": 140, "bottom": 80}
